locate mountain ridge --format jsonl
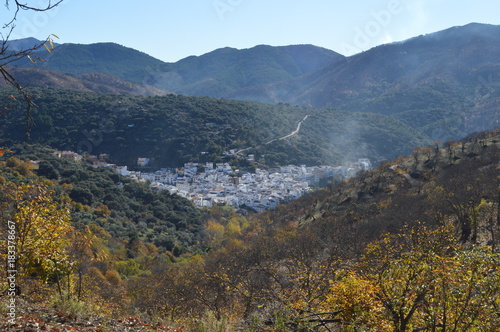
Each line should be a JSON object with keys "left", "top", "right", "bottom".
{"left": 7, "top": 23, "right": 500, "bottom": 144}
{"left": 0, "top": 66, "right": 170, "bottom": 95}
{"left": 229, "top": 23, "right": 500, "bottom": 140}
{"left": 12, "top": 41, "right": 343, "bottom": 97}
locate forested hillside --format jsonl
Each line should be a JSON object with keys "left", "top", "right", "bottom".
{"left": 14, "top": 42, "right": 342, "bottom": 98}
{"left": 1, "top": 145, "right": 204, "bottom": 254}
{"left": 10, "top": 24, "right": 500, "bottom": 144}
{"left": 1, "top": 128, "right": 498, "bottom": 331}
{"left": 13, "top": 42, "right": 166, "bottom": 84}
{"left": 230, "top": 23, "right": 500, "bottom": 141}
{"left": 0, "top": 88, "right": 430, "bottom": 168}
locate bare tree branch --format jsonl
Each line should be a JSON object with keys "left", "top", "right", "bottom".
{"left": 4, "top": 1, "right": 63, "bottom": 27}
{"left": 1, "top": 0, "right": 63, "bottom": 143}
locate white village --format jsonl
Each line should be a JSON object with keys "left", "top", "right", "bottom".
{"left": 116, "top": 158, "right": 372, "bottom": 211}
{"left": 51, "top": 150, "right": 372, "bottom": 212}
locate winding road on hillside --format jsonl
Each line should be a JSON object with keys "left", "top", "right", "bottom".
{"left": 236, "top": 114, "right": 310, "bottom": 154}
{"left": 265, "top": 114, "right": 310, "bottom": 144}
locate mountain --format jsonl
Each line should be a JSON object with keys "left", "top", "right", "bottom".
{"left": 230, "top": 23, "right": 500, "bottom": 139}
{"left": 13, "top": 41, "right": 167, "bottom": 84}
{"left": 6, "top": 37, "right": 60, "bottom": 52}
{"left": 232, "top": 23, "right": 500, "bottom": 104}
{"left": 145, "top": 44, "right": 344, "bottom": 97}
{"left": 0, "top": 88, "right": 430, "bottom": 168}
{"left": 13, "top": 41, "right": 344, "bottom": 97}
{"left": 12, "top": 24, "right": 500, "bottom": 143}
{"left": 0, "top": 67, "right": 169, "bottom": 95}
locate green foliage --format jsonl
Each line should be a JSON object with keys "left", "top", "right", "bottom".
{"left": 0, "top": 87, "right": 430, "bottom": 168}
{"left": 16, "top": 42, "right": 166, "bottom": 85}
{"left": 1, "top": 145, "right": 204, "bottom": 255}
{"left": 52, "top": 291, "right": 95, "bottom": 320}
{"left": 16, "top": 42, "right": 342, "bottom": 97}
{"left": 114, "top": 259, "right": 144, "bottom": 279}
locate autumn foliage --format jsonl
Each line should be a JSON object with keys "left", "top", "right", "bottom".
{"left": 0, "top": 130, "right": 499, "bottom": 330}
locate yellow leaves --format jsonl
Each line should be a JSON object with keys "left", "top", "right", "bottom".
{"left": 204, "top": 213, "right": 250, "bottom": 250}
{"left": 95, "top": 204, "right": 111, "bottom": 217}
{"left": 22, "top": 34, "right": 59, "bottom": 64}
{"left": 114, "top": 259, "right": 144, "bottom": 279}
{"left": 0, "top": 182, "right": 74, "bottom": 280}
{"left": 44, "top": 34, "right": 58, "bottom": 53}
{"left": 416, "top": 247, "right": 500, "bottom": 329}
{"left": 70, "top": 225, "right": 110, "bottom": 263}
{"left": 225, "top": 216, "right": 242, "bottom": 237}
{"left": 205, "top": 219, "right": 226, "bottom": 249}
{"left": 43, "top": 43, "right": 52, "bottom": 53}
{"left": 325, "top": 272, "right": 388, "bottom": 331}
{"left": 358, "top": 226, "right": 500, "bottom": 331}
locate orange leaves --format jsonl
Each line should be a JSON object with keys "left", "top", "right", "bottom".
{"left": 0, "top": 147, "right": 12, "bottom": 156}
{"left": 5, "top": 156, "right": 35, "bottom": 176}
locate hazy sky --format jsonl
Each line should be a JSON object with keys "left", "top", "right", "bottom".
{"left": 8, "top": 0, "right": 500, "bottom": 62}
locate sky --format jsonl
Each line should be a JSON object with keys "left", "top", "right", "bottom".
{"left": 7, "top": 0, "right": 500, "bottom": 63}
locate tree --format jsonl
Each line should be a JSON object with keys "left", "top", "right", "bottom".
{"left": 325, "top": 271, "right": 389, "bottom": 331}
{"left": 419, "top": 247, "right": 500, "bottom": 331}
{"left": 0, "top": 182, "right": 74, "bottom": 293}
{"left": 357, "top": 224, "right": 500, "bottom": 332}
{"left": 359, "top": 224, "right": 458, "bottom": 332}
{"left": 1, "top": 0, "right": 62, "bottom": 142}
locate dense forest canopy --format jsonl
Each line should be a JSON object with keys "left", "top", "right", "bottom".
{"left": 0, "top": 87, "right": 430, "bottom": 169}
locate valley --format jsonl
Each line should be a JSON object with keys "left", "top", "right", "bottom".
{"left": 1, "top": 20, "right": 500, "bottom": 332}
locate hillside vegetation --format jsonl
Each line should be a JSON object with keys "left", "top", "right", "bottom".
{"left": 15, "top": 42, "right": 342, "bottom": 98}
{"left": 131, "top": 128, "right": 500, "bottom": 330}
{"left": 0, "top": 88, "right": 430, "bottom": 168}
{"left": 11, "top": 24, "right": 500, "bottom": 145}
{"left": 0, "top": 67, "right": 168, "bottom": 96}
{"left": 231, "top": 23, "right": 500, "bottom": 141}
{"left": 1, "top": 129, "right": 499, "bottom": 331}
{"left": 2, "top": 22, "right": 500, "bottom": 331}
{"left": 1, "top": 144, "right": 204, "bottom": 253}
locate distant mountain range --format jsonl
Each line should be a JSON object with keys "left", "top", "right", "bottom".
{"left": 6, "top": 36, "right": 60, "bottom": 52}
{"left": 230, "top": 23, "right": 500, "bottom": 140}
{"left": 6, "top": 22, "right": 500, "bottom": 148}
{"left": 233, "top": 23, "right": 500, "bottom": 104}
{"left": 12, "top": 41, "right": 342, "bottom": 97}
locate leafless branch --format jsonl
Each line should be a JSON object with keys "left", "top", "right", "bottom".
{"left": 1, "top": 0, "right": 63, "bottom": 143}
{"left": 4, "top": 0, "right": 63, "bottom": 27}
